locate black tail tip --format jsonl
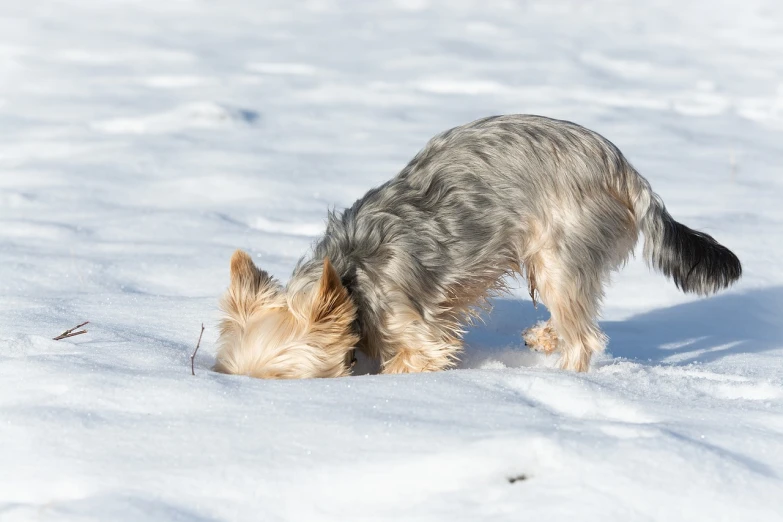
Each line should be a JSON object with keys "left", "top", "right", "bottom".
{"left": 664, "top": 224, "right": 742, "bottom": 295}
{"left": 677, "top": 244, "right": 741, "bottom": 295}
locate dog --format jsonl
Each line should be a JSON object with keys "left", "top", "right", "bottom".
{"left": 214, "top": 115, "right": 741, "bottom": 378}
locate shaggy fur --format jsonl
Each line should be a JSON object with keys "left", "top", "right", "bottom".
{"left": 214, "top": 114, "right": 741, "bottom": 378}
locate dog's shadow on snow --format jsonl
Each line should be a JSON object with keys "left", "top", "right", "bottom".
{"left": 460, "top": 286, "right": 783, "bottom": 369}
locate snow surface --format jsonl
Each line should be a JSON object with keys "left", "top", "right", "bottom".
{"left": 2, "top": 0, "right": 783, "bottom": 520}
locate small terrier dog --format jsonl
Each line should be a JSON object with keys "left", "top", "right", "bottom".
{"left": 214, "top": 115, "right": 741, "bottom": 378}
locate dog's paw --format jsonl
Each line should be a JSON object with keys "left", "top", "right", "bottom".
{"left": 523, "top": 321, "right": 560, "bottom": 354}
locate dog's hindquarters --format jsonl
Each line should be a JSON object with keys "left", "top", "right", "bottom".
{"left": 524, "top": 164, "right": 741, "bottom": 372}
{"left": 523, "top": 190, "right": 639, "bottom": 371}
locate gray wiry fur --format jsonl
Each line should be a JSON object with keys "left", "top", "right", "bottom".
{"left": 228, "top": 115, "right": 741, "bottom": 376}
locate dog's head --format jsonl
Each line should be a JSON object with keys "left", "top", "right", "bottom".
{"left": 214, "top": 250, "right": 358, "bottom": 379}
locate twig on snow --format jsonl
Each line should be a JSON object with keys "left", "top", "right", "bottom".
{"left": 191, "top": 323, "right": 205, "bottom": 376}
{"left": 53, "top": 321, "right": 89, "bottom": 341}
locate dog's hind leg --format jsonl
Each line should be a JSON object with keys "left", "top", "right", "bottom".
{"left": 522, "top": 192, "right": 637, "bottom": 371}
{"left": 526, "top": 202, "right": 637, "bottom": 370}
{"left": 526, "top": 248, "right": 607, "bottom": 372}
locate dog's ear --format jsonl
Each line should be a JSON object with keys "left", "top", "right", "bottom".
{"left": 311, "top": 257, "right": 354, "bottom": 323}
{"left": 230, "top": 249, "right": 270, "bottom": 292}
{"left": 223, "top": 250, "right": 277, "bottom": 326}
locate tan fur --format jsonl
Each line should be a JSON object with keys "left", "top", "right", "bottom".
{"left": 214, "top": 251, "right": 359, "bottom": 379}
{"left": 523, "top": 320, "right": 560, "bottom": 354}
{"left": 376, "top": 284, "right": 463, "bottom": 373}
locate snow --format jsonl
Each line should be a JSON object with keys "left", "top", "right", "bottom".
{"left": 1, "top": 0, "right": 782, "bottom": 520}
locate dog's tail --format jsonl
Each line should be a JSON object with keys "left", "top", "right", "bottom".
{"left": 626, "top": 170, "right": 741, "bottom": 295}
